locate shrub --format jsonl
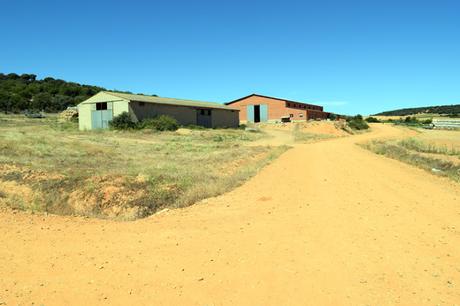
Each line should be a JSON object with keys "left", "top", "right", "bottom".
{"left": 140, "top": 115, "right": 179, "bottom": 131}
{"left": 365, "top": 116, "right": 380, "bottom": 123}
{"left": 347, "top": 115, "right": 369, "bottom": 130}
{"left": 110, "top": 112, "right": 136, "bottom": 130}
{"left": 404, "top": 116, "right": 419, "bottom": 124}
{"left": 421, "top": 118, "right": 433, "bottom": 124}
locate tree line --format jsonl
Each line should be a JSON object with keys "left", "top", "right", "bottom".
{"left": 0, "top": 73, "right": 106, "bottom": 113}
{"left": 374, "top": 104, "right": 460, "bottom": 117}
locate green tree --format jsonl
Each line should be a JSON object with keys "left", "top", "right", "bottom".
{"left": 0, "top": 73, "right": 107, "bottom": 112}
{"left": 30, "top": 92, "right": 52, "bottom": 111}
{"left": 0, "top": 90, "right": 10, "bottom": 113}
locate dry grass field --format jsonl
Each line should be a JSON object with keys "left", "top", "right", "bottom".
{"left": 0, "top": 114, "right": 288, "bottom": 220}
{"left": 416, "top": 129, "right": 460, "bottom": 150}
{"left": 0, "top": 115, "right": 354, "bottom": 220}
{"left": 361, "top": 126, "right": 460, "bottom": 181}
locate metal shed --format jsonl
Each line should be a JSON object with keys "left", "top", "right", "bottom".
{"left": 77, "top": 92, "right": 239, "bottom": 130}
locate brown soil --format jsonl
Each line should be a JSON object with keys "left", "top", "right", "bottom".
{"left": 259, "top": 121, "right": 348, "bottom": 137}
{"left": 1, "top": 124, "right": 459, "bottom": 305}
{"left": 67, "top": 175, "right": 148, "bottom": 219}
{"left": 297, "top": 120, "right": 350, "bottom": 136}
{"left": 249, "top": 121, "right": 348, "bottom": 147}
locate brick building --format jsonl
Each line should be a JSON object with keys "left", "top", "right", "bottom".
{"left": 226, "top": 94, "right": 329, "bottom": 123}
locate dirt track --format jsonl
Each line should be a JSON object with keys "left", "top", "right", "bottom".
{"left": 1, "top": 124, "right": 459, "bottom": 305}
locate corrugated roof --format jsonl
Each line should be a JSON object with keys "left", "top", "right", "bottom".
{"left": 104, "top": 91, "right": 238, "bottom": 111}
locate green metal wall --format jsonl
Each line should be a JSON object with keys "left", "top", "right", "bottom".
{"left": 78, "top": 92, "right": 239, "bottom": 130}
{"left": 78, "top": 92, "right": 129, "bottom": 130}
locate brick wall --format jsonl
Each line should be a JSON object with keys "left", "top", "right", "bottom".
{"left": 228, "top": 95, "right": 328, "bottom": 122}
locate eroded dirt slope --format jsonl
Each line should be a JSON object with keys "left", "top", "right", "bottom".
{"left": 1, "top": 124, "right": 459, "bottom": 305}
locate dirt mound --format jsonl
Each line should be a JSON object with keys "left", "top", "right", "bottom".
{"left": 0, "top": 164, "right": 153, "bottom": 220}
{"left": 65, "top": 175, "right": 152, "bottom": 220}
{"left": 297, "top": 120, "right": 351, "bottom": 136}
{"left": 258, "top": 120, "right": 350, "bottom": 136}
{"left": 0, "top": 180, "right": 34, "bottom": 209}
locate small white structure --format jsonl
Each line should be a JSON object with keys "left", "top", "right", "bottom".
{"left": 433, "top": 118, "right": 460, "bottom": 129}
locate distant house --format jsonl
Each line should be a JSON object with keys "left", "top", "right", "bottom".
{"left": 226, "top": 94, "right": 329, "bottom": 123}
{"left": 77, "top": 91, "right": 239, "bottom": 130}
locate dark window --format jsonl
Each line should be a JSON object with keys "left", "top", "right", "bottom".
{"left": 96, "top": 102, "right": 107, "bottom": 110}
{"left": 287, "top": 103, "right": 291, "bottom": 107}
{"left": 290, "top": 114, "right": 294, "bottom": 118}
{"left": 139, "top": 102, "right": 145, "bottom": 107}
{"left": 199, "top": 109, "right": 211, "bottom": 116}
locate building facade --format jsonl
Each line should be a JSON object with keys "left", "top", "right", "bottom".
{"left": 226, "top": 94, "right": 329, "bottom": 123}
{"left": 78, "top": 92, "right": 239, "bottom": 130}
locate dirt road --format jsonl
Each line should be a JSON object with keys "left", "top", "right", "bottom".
{"left": 1, "top": 124, "right": 459, "bottom": 305}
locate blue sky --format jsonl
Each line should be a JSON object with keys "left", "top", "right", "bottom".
{"left": 1, "top": 0, "right": 459, "bottom": 114}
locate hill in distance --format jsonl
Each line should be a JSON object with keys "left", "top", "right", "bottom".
{"left": 374, "top": 104, "right": 460, "bottom": 117}
{"left": 0, "top": 73, "right": 153, "bottom": 113}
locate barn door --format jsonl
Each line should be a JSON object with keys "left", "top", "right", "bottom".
{"left": 197, "top": 109, "right": 212, "bottom": 128}
{"left": 91, "top": 110, "right": 102, "bottom": 129}
{"left": 101, "top": 110, "right": 113, "bottom": 128}
{"left": 246, "top": 105, "right": 254, "bottom": 122}
{"left": 260, "top": 104, "right": 268, "bottom": 122}
{"left": 91, "top": 102, "right": 113, "bottom": 129}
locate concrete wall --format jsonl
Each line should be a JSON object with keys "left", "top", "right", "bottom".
{"left": 130, "top": 101, "right": 197, "bottom": 125}
{"left": 113, "top": 101, "right": 129, "bottom": 117}
{"left": 228, "top": 95, "right": 328, "bottom": 122}
{"left": 211, "top": 109, "right": 239, "bottom": 128}
{"left": 78, "top": 103, "right": 92, "bottom": 130}
{"left": 130, "top": 101, "right": 239, "bottom": 128}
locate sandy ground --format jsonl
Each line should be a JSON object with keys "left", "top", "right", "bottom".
{"left": 249, "top": 121, "right": 348, "bottom": 146}
{"left": 1, "top": 124, "right": 459, "bottom": 305}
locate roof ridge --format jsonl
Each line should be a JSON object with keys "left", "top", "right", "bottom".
{"left": 227, "top": 93, "right": 322, "bottom": 107}
{"left": 106, "top": 91, "right": 222, "bottom": 104}
{"left": 96, "top": 91, "right": 237, "bottom": 111}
